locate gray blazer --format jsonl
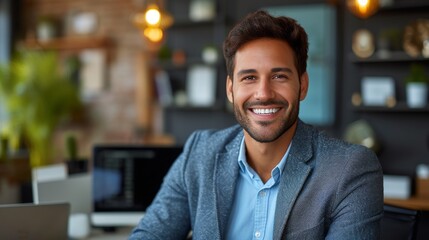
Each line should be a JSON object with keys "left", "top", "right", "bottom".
{"left": 129, "top": 120, "right": 384, "bottom": 240}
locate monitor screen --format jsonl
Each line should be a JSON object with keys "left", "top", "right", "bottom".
{"left": 91, "top": 145, "right": 182, "bottom": 227}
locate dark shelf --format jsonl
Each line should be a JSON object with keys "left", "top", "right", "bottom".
{"left": 379, "top": 2, "right": 429, "bottom": 12}
{"left": 164, "top": 104, "right": 228, "bottom": 112}
{"left": 353, "top": 102, "right": 429, "bottom": 113}
{"left": 153, "top": 58, "right": 222, "bottom": 70}
{"left": 170, "top": 19, "right": 216, "bottom": 28}
{"left": 349, "top": 52, "right": 429, "bottom": 63}
{"left": 20, "top": 36, "right": 110, "bottom": 51}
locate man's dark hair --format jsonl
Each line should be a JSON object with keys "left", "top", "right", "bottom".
{"left": 223, "top": 10, "right": 309, "bottom": 79}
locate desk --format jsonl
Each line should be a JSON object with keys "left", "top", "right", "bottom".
{"left": 384, "top": 196, "right": 429, "bottom": 211}
{"left": 87, "top": 227, "right": 133, "bottom": 240}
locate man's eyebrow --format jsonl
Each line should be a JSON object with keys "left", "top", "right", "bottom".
{"left": 236, "top": 68, "right": 293, "bottom": 76}
{"left": 271, "top": 67, "right": 293, "bottom": 74}
{"left": 236, "top": 69, "right": 257, "bottom": 77}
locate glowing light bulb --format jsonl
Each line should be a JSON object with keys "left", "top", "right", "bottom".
{"left": 347, "top": 0, "right": 379, "bottom": 19}
{"left": 357, "top": 0, "right": 369, "bottom": 15}
{"left": 144, "top": 27, "right": 163, "bottom": 42}
{"left": 145, "top": 6, "right": 161, "bottom": 26}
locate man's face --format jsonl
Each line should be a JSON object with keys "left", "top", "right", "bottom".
{"left": 226, "top": 38, "right": 308, "bottom": 143}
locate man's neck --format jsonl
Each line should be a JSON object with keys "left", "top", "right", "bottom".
{"left": 244, "top": 123, "right": 297, "bottom": 183}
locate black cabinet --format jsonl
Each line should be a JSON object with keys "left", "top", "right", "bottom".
{"left": 343, "top": 0, "right": 429, "bottom": 176}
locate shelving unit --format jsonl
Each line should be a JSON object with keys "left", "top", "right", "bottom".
{"left": 349, "top": 52, "right": 429, "bottom": 63}
{"left": 353, "top": 103, "right": 429, "bottom": 113}
{"left": 344, "top": 0, "right": 429, "bottom": 177}
{"left": 158, "top": 0, "right": 236, "bottom": 144}
{"left": 19, "top": 36, "right": 110, "bottom": 51}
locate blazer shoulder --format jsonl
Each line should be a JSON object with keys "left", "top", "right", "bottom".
{"left": 186, "top": 124, "right": 242, "bottom": 149}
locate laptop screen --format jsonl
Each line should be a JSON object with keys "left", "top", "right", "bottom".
{"left": 91, "top": 145, "right": 182, "bottom": 226}
{"left": 0, "top": 202, "right": 70, "bottom": 240}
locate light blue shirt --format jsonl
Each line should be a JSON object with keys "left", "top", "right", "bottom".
{"left": 226, "top": 137, "right": 291, "bottom": 240}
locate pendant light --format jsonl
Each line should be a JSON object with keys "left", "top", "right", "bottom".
{"left": 347, "top": 0, "right": 379, "bottom": 19}
{"left": 133, "top": 0, "right": 173, "bottom": 43}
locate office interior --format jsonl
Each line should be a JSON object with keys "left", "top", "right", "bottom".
{"left": 0, "top": 0, "right": 428, "bottom": 239}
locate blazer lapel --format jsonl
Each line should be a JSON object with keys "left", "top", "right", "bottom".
{"left": 213, "top": 131, "right": 242, "bottom": 239}
{"left": 274, "top": 121, "right": 314, "bottom": 240}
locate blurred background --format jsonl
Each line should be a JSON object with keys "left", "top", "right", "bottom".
{"left": 0, "top": 0, "right": 428, "bottom": 205}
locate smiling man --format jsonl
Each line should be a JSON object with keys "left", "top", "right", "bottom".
{"left": 129, "top": 10, "right": 383, "bottom": 240}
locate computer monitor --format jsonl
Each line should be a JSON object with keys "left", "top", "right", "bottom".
{"left": 91, "top": 145, "right": 182, "bottom": 227}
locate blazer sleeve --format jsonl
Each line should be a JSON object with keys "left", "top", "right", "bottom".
{"left": 325, "top": 146, "right": 384, "bottom": 240}
{"left": 128, "top": 132, "right": 198, "bottom": 240}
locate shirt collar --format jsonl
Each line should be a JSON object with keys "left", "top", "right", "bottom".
{"left": 237, "top": 136, "right": 292, "bottom": 180}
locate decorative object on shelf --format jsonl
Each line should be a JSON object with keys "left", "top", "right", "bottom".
{"left": 174, "top": 90, "right": 188, "bottom": 107}
{"left": 78, "top": 49, "right": 107, "bottom": 102}
{"left": 202, "top": 44, "right": 218, "bottom": 64}
{"left": 352, "top": 29, "right": 375, "bottom": 58}
{"left": 157, "top": 45, "right": 172, "bottom": 62}
{"left": 189, "top": 0, "right": 216, "bottom": 22}
{"left": 405, "top": 64, "right": 428, "bottom": 108}
{"left": 70, "top": 11, "right": 99, "bottom": 35}
{"left": 403, "top": 19, "right": 429, "bottom": 58}
{"left": 361, "top": 76, "right": 396, "bottom": 107}
{"left": 376, "top": 28, "right": 402, "bottom": 59}
{"left": 416, "top": 164, "right": 429, "bottom": 199}
{"left": 0, "top": 51, "right": 82, "bottom": 167}
{"left": 187, "top": 64, "right": 216, "bottom": 107}
{"left": 172, "top": 49, "right": 186, "bottom": 66}
{"left": 65, "top": 133, "right": 88, "bottom": 174}
{"left": 351, "top": 92, "right": 363, "bottom": 106}
{"left": 155, "top": 70, "right": 173, "bottom": 106}
{"left": 133, "top": 0, "right": 174, "bottom": 43}
{"left": 347, "top": 0, "right": 379, "bottom": 19}
{"left": 343, "top": 119, "right": 381, "bottom": 154}
{"left": 36, "top": 15, "right": 59, "bottom": 42}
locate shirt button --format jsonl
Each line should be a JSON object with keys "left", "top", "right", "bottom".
{"left": 255, "top": 231, "right": 261, "bottom": 238}
{"left": 259, "top": 191, "right": 266, "bottom": 197}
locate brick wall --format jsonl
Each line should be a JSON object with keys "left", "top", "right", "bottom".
{"left": 20, "top": 0, "right": 155, "bottom": 160}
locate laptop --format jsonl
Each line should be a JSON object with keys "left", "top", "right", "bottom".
{"left": 33, "top": 173, "right": 92, "bottom": 214}
{"left": 0, "top": 202, "right": 70, "bottom": 240}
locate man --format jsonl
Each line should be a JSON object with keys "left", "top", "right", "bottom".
{"left": 129, "top": 10, "right": 383, "bottom": 240}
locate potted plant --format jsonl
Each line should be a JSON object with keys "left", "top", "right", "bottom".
{"left": 405, "top": 64, "right": 428, "bottom": 108}
{"left": 0, "top": 50, "right": 82, "bottom": 167}
{"left": 65, "top": 133, "right": 87, "bottom": 174}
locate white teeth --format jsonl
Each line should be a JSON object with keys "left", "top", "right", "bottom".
{"left": 252, "top": 108, "right": 279, "bottom": 114}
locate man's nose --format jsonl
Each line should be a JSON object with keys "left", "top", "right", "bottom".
{"left": 254, "top": 78, "right": 275, "bottom": 100}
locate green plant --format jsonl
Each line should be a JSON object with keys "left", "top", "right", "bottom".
{"left": 0, "top": 50, "right": 82, "bottom": 166}
{"left": 405, "top": 64, "right": 429, "bottom": 84}
{"left": 65, "top": 133, "right": 77, "bottom": 160}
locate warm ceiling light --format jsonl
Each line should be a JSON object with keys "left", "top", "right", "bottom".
{"left": 347, "top": 0, "right": 379, "bottom": 19}
{"left": 133, "top": 0, "right": 173, "bottom": 43}
{"left": 145, "top": 5, "right": 161, "bottom": 26}
{"left": 143, "top": 27, "right": 164, "bottom": 42}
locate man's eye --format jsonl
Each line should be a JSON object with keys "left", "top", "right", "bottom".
{"left": 273, "top": 74, "right": 287, "bottom": 79}
{"left": 272, "top": 74, "right": 289, "bottom": 81}
{"left": 242, "top": 76, "right": 256, "bottom": 81}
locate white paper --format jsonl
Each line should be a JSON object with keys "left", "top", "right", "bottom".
{"left": 361, "top": 77, "right": 395, "bottom": 106}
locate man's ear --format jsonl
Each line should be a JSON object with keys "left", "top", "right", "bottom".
{"left": 226, "top": 76, "right": 233, "bottom": 103}
{"left": 299, "top": 72, "right": 309, "bottom": 101}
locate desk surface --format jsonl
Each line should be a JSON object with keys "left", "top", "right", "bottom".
{"left": 384, "top": 196, "right": 429, "bottom": 211}
{"left": 87, "top": 227, "right": 133, "bottom": 240}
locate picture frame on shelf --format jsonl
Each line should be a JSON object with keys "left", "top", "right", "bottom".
{"left": 186, "top": 64, "right": 216, "bottom": 107}
{"left": 361, "top": 76, "right": 396, "bottom": 107}
{"left": 189, "top": 0, "right": 216, "bottom": 22}
{"left": 79, "top": 49, "right": 107, "bottom": 102}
